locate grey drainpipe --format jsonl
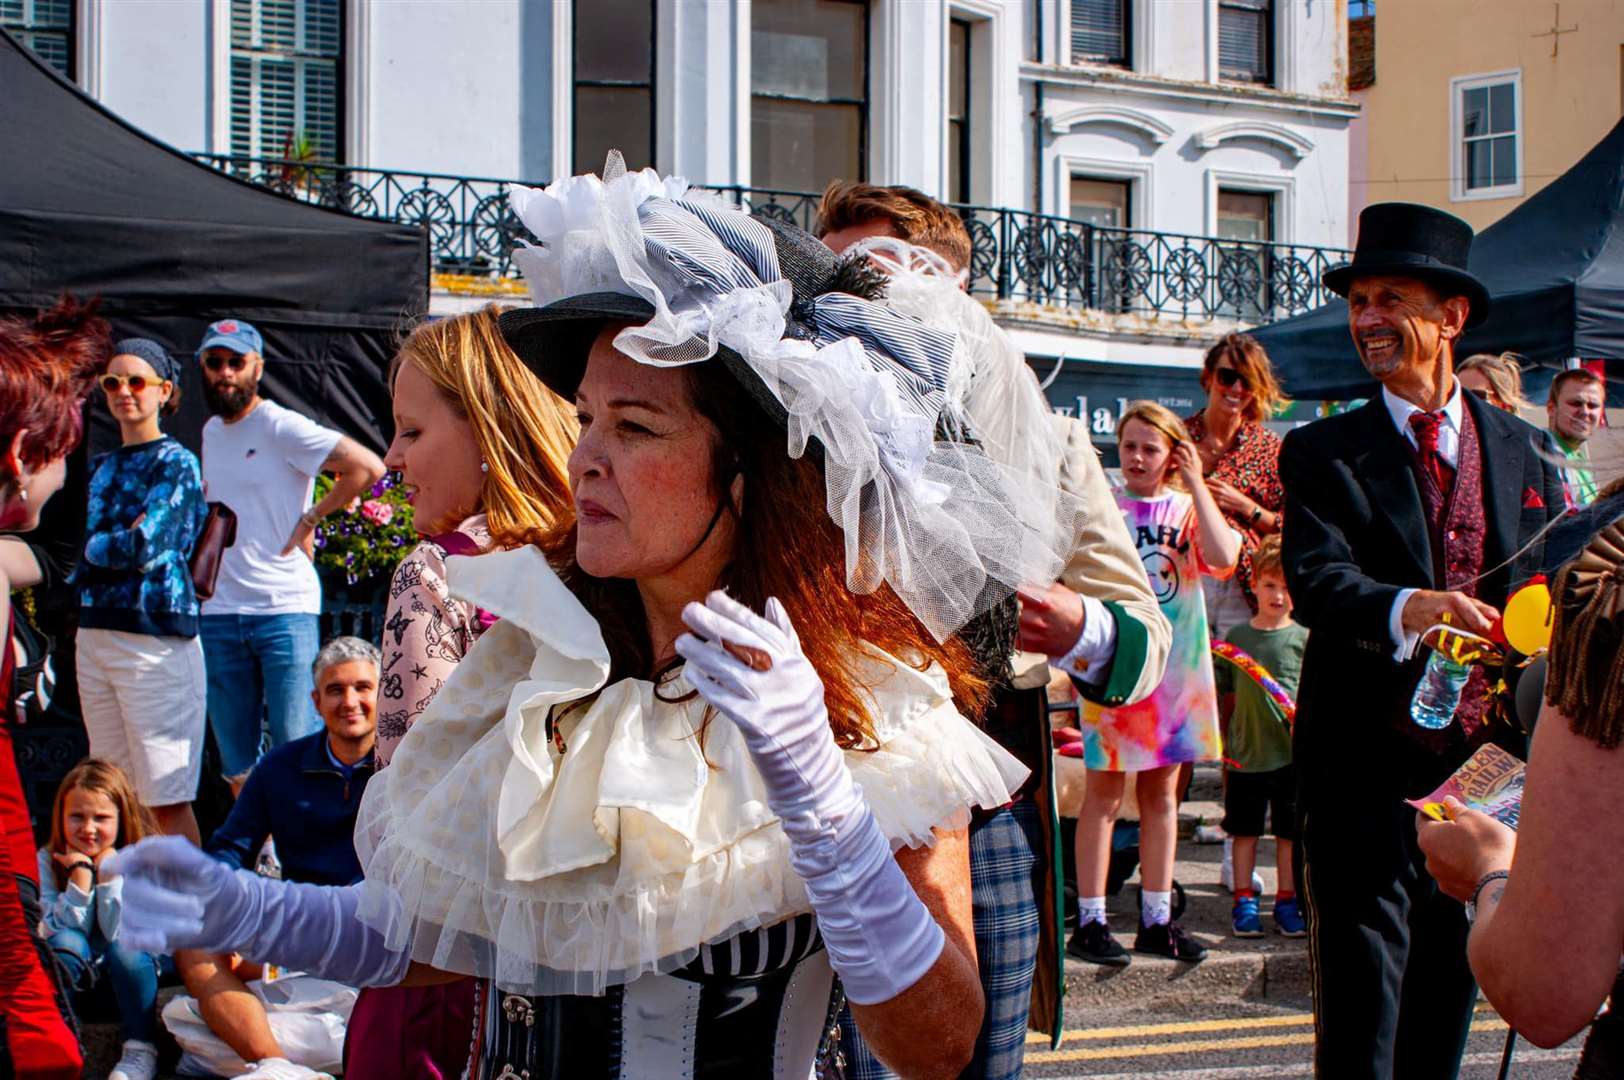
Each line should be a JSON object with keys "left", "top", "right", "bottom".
{"left": 1033, "top": 0, "right": 1045, "bottom": 215}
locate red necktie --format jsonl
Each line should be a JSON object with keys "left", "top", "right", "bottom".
{"left": 1409, "top": 411, "right": 1455, "bottom": 495}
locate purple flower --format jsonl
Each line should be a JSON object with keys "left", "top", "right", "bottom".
{"left": 371, "top": 477, "right": 387, "bottom": 497}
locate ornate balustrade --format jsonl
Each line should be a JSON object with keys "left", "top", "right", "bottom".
{"left": 195, "top": 155, "right": 1348, "bottom": 322}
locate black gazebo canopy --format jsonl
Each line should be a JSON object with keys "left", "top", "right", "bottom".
{"left": 1254, "top": 118, "right": 1624, "bottom": 401}
{"left": 0, "top": 27, "right": 427, "bottom": 454}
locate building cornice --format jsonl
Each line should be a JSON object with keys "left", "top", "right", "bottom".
{"left": 1021, "top": 62, "right": 1361, "bottom": 121}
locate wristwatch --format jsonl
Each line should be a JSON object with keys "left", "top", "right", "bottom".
{"left": 299, "top": 509, "right": 322, "bottom": 529}
{"left": 1249, "top": 505, "right": 1264, "bottom": 525}
{"left": 1465, "top": 869, "right": 1510, "bottom": 924}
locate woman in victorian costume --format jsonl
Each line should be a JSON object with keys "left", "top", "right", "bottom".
{"left": 107, "top": 157, "right": 1078, "bottom": 1079}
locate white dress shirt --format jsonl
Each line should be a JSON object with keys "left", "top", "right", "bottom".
{"left": 1383, "top": 382, "right": 1463, "bottom": 659}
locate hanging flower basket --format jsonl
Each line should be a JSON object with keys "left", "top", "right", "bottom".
{"left": 311, "top": 471, "right": 416, "bottom": 588}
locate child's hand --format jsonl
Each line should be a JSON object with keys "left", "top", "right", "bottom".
{"left": 1171, "top": 441, "right": 1204, "bottom": 489}
{"left": 51, "top": 850, "right": 87, "bottom": 873}
{"left": 92, "top": 847, "right": 116, "bottom": 873}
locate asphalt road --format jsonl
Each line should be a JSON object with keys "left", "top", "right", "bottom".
{"left": 1021, "top": 996, "right": 1588, "bottom": 1078}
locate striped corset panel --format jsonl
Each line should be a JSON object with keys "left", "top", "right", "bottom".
{"left": 470, "top": 913, "right": 848, "bottom": 1080}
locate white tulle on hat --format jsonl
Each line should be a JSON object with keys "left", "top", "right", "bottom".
{"left": 505, "top": 154, "right": 1078, "bottom": 641}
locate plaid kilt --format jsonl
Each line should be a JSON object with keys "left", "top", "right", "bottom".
{"left": 838, "top": 800, "right": 1042, "bottom": 1080}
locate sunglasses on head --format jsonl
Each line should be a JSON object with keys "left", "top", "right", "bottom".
{"left": 1465, "top": 387, "right": 1492, "bottom": 401}
{"left": 1213, "top": 367, "right": 1247, "bottom": 389}
{"left": 100, "top": 373, "right": 162, "bottom": 394}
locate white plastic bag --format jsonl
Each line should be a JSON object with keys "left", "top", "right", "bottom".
{"left": 162, "top": 973, "right": 356, "bottom": 1077}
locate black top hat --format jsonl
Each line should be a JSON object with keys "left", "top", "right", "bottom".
{"left": 1322, "top": 203, "right": 1491, "bottom": 327}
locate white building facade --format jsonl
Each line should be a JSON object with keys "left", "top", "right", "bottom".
{"left": 5, "top": 0, "right": 1356, "bottom": 443}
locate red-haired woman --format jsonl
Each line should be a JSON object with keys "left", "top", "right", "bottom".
{"left": 1185, "top": 332, "right": 1287, "bottom": 640}
{"left": 109, "top": 176, "right": 1056, "bottom": 1077}
{"left": 0, "top": 296, "right": 104, "bottom": 1078}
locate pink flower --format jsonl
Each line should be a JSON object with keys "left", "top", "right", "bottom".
{"left": 348, "top": 497, "right": 361, "bottom": 512}
{"left": 360, "top": 499, "right": 393, "bottom": 527}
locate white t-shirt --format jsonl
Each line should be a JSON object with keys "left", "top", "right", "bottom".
{"left": 201, "top": 399, "right": 342, "bottom": 616}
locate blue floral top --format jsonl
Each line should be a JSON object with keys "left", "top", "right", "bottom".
{"left": 76, "top": 436, "right": 207, "bottom": 638}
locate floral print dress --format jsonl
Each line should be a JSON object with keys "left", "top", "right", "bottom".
{"left": 1184, "top": 410, "right": 1283, "bottom": 629}
{"left": 376, "top": 515, "right": 495, "bottom": 768}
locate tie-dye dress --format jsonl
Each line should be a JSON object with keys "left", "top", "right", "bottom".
{"left": 1081, "top": 490, "right": 1232, "bottom": 772}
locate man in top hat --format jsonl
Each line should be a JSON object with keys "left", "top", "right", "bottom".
{"left": 1279, "top": 203, "right": 1565, "bottom": 1078}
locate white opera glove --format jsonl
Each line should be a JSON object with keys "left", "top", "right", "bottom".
{"left": 674, "top": 592, "right": 946, "bottom": 1004}
{"left": 103, "top": 836, "right": 409, "bottom": 989}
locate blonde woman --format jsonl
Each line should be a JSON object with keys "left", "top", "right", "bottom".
{"left": 348, "top": 304, "right": 576, "bottom": 1080}
{"left": 1457, "top": 352, "right": 1528, "bottom": 414}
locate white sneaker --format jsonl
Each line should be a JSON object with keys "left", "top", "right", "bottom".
{"left": 1218, "top": 837, "right": 1266, "bottom": 894}
{"left": 109, "top": 1039, "right": 159, "bottom": 1080}
{"left": 236, "top": 1059, "right": 333, "bottom": 1080}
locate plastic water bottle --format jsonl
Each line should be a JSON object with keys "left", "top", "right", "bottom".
{"left": 1411, "top": 648, "right": 1472, "bottom": 729}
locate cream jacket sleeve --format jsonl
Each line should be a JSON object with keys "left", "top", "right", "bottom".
{"left": 1010, "top": 416, "right": 1172, "bottom": 707}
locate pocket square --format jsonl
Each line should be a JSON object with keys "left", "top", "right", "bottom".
{"left": 1523, "top": 486, "right": 1546, "bottom": 509}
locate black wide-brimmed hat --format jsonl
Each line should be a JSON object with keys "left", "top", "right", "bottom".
{"left": 1322, "top": 202, "right": 1491, "bottom": 327}
{"left": 497, "top": 213, "right": 887, "bottom": 432}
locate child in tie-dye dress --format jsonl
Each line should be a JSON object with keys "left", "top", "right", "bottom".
{"left": 1067, "top": 402, "right": 1241, "bottom": 969}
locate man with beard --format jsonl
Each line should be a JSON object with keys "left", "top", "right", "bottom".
{"left": 195, "top": 319, "right": 383, "bottom": 794}
{"left": 1279, "top": 204, "right": 1565, "bottom": 1079}
{"left": 1546, "top": 367, "right": 1607, "bottom": 506}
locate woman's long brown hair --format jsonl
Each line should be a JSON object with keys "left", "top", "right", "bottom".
{"left": 47, "top": 759, "right": 158, "bottom": 892}
{"left": 539, "top": 354, "right": 989, "bottom": 747}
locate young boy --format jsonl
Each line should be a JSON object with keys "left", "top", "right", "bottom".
{"left": 1217, "top": 536, "right": 1308, "bottom": 937}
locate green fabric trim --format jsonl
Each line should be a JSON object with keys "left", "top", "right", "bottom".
{"left": 1077, "top": 600, "right": 1151, "bottom": 707}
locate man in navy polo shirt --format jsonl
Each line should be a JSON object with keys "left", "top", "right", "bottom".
{"left": 171, "top": 637, "right": 381, "bottom": 1078}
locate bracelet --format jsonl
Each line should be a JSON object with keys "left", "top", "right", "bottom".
{"left": 66, "top": 859, "right": 94, "bottom": 874}
{"left": 1248, "top": 505, "right": 1264, "bottom": 525}
{"left": 299, "top": 509, "right": 322, "bottom": 529}
{"left": 1465, "top": 869, "right": 1510, "bottom": 924}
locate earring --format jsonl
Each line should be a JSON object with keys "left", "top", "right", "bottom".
{"left": 16, "top": 487, "right": 26, "bottom": 504}
{"left": 480, "top": 461, "right": 489, "bottom": 474}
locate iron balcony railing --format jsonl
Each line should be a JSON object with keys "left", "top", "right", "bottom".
{"left": 195, "top": 154, "right": 1349, "bottom": 323}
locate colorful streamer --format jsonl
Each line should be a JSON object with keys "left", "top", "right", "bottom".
{"left": 1211, "top": 640, "right": 1297, "bottom": 725}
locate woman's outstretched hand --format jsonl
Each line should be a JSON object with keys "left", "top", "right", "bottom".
{"left": 102, "top": 835, "right": 250, "bottom": 954}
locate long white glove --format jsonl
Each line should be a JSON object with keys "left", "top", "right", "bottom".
{"left": 102, "top": 836, "right": 410, "bottom": 989}
{"left": 674, "top": 592, "right": 946, "bottom": 1005}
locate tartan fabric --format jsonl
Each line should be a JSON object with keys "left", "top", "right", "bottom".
{"left": 838, "top": 801, "right": 1042, "bottom": 1080}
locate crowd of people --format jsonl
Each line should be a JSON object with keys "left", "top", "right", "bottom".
{"left": 0, "top": 164, "right": 1617, "bottom": 1080}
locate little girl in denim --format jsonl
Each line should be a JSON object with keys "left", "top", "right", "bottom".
{"left": 38, "top": 760, "right": 167, "bottom": 1080}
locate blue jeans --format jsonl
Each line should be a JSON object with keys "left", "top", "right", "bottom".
{"left": 201, "top": 612, "right": 322, "bottom": 780}
{"left": 49, "top": 927, "right": 167, "bottom": 1043}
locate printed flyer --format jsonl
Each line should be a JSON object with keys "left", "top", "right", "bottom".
{"left": 1407, "top": 743, "right": 1526, "bottom": 831}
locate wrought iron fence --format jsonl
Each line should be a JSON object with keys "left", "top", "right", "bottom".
{"left": 195, "top": 154, "right": 1348, "bottom": 322}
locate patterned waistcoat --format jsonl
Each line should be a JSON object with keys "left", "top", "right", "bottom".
{"left": 1408, "top": 403, "right": 1491, "bottom": 742}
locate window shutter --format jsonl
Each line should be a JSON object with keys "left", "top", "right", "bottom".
{"left": 1071, "top": 0, "right": 1127, "bottom": 64}
{"left": 1218, "top": 0, "right": 1270, "bottom": 83}
{"left": 229, "top": 0, "right": 341, "bottom": 161}
{"left": 2, "top": 0, "right": 74, "bottom": 78}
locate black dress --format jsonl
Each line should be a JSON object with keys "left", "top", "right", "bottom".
{"left": 465, "top": 913, "right": 847, "bottom": 1079}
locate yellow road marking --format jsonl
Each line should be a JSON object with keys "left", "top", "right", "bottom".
{"left": 1024, "top": 1016, "right": 1508, "bottom": 1063}
{"left": 1026, "top": 1000, "right": 1500, "bottom": 1045}
{"left": 1028, "top": 1033, "right": 1314, "bottom": 1064}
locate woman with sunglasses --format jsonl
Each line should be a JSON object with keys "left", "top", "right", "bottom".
{"left": 75, "top": 338, "right": 208, "bottom": 844}
{"left": 1183, "top": 333, "right": 1287, "bottom": 641}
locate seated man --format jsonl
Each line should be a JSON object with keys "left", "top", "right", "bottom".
{"left": 174, "top": 637, "right": 380, "bottom": 1078}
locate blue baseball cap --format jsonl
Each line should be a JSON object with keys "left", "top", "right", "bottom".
{"left": 195, "top": 319, "right": 263, "bottom": 359}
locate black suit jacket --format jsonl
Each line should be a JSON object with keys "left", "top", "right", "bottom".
{"left": 1280, "top": 392, "right": 1564, "bottom": 798}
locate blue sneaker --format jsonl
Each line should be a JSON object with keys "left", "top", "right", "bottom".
{"left": 1232, "top": 895, "right": 1264, "bottom": 938}
{"left": 1275, "top": 896, "right": 1307, "bottom": 937}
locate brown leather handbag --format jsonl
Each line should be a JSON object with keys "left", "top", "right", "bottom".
{"left": 190, "top": 502, "right": 238, "bottom": 601}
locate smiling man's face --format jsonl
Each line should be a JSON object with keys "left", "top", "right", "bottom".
{"left": 1345, "top": 275, "right": 1468, "bottom": 383}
